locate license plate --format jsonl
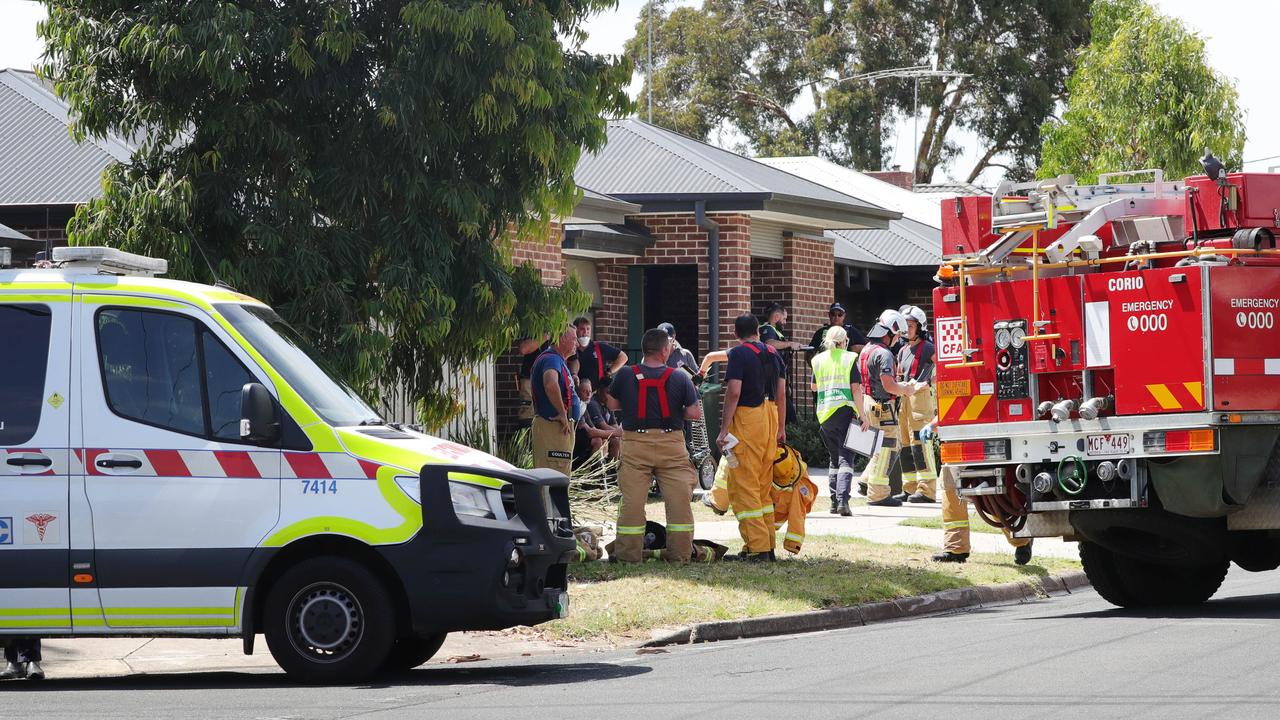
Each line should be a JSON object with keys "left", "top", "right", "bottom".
{"left": 1086, "top": 433, "right": 1132, "bottom": 456}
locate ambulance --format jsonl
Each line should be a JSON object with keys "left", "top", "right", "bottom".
{"left": 0, "top": 246, "right": 575, "bottom": 682}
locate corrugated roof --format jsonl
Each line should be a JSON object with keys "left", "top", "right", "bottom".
{"left": 758, "top": 156, "right": 943, "bottom": 228}
{"left": 828, "top": 217, "right": 940, "bottom": 269}
{"left": 0, "top": 69, "right": 132, "bottom": 207}
{"left": 574, "top": 119, "right": 894, "bottom": 217}
{"left": 913, "top": 181, "right": 989, "bottom": 197}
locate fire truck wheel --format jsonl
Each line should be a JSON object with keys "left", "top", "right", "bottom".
{"left": 1079, "top": 541, "right": 1137, "bottom": 607}
{"left": 382, "top": 633, "right": 448, "bottom": 673}
{"left": 264, "top": 556, "right": 397, "bottom": 683}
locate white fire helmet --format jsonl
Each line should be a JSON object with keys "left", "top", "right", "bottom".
{"left": 878, "top": 309, "right": 908, "bottom": 336}
{"left": 901, "top": 305, "right": 927, "bottom": 327}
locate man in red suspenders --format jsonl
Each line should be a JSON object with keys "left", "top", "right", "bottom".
{"left": 573, "top": 316, "right": 628, "bottom": 388}
{"left": 896, "top": 305, "right": 937, "bottom": 503}
{"left": 531, "top": 325, "right": 582, "bottom": 478}
{"left": 856, "top": 318, "right": 924, "bottom": 507}
{"left": 607, "top": 329, "right": 702, "bottom": 562}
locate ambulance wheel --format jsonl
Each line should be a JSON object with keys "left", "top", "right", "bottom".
{"left": 264, "top": 556, "right": 396, "bottom": 683}
{"left": 697, "top": 455, "right": 717, "bottom": 491}
{"left": 383, "top": 633, "right": 448, "bottom": 673}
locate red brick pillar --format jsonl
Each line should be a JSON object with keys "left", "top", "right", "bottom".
{"left": 496, "top": 226, "right": 565, "bottom": 441}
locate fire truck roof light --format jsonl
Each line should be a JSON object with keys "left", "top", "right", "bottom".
{"left": 52, "top": 246, "right": 168, "bottom": 277}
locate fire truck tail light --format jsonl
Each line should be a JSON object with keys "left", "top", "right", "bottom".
{"left": 940, "top": 440, "right": 1010, "bottom": 464}
{"left": 1143, "top": 429, "right": 1216, "bottom": 454}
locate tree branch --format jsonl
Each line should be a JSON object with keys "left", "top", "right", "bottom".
{"left": 735, "top": 88, "right": 799, "bottom": 131}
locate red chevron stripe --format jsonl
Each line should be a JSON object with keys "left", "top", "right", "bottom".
{"left": 146, "top": 449, "right": 189, "bottom": 477}
{"left": 358, "top": 459, "right": 381, "bottom": 479}
{"left": 286, "top": 452, "right": 331, "bottom": 479}
{"left": 214, "top": 450, "right": 259, "bottom": 479}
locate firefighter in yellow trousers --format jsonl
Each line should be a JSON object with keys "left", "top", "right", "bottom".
{"left": 717, "top": 314, "right": 787, "bottom": 562}
{"left": 895, "top": 305, "right": 938, "bottom": 503}
{"left": 858, "top": 312, "right": 927, "bottom": 507}
{"left": 607, "top": 329, "right": 703, "bottom": 563}
{"left": 920, "top": 420, "right": 1034, "bottom": 565}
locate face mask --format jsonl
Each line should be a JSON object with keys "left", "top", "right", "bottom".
{"left": 577, "top": 336, "right": 591, "bottom": 348}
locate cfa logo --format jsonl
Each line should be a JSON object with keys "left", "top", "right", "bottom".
{"left": 0, "top": 517, "right": 12, "bottom": 545}
{"left": 1108, "top": 276, "right": 1144, "bottom": 292}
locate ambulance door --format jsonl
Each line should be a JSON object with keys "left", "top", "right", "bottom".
{"left": 0, "top": 297, "right": 71, "bottom": 632}
{"left": 78, "top": 297, "right": 280, "bottom": 631}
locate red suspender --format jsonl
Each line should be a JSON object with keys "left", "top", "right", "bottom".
{"left": 909, "top": 343, "right": 922, "bottom": 380}
{"left": 541, "top": 350, "right": 572, "bottom": 405}
{"left": 858, "top": 345, "right": 875, "bottom": 397}
{"left": 634, "top": 365, "right": 676, "bottom": 419}
{"left": 590, "top": 343, "right": 604, "bottom": 379}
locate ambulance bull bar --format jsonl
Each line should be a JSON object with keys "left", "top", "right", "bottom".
{"left": 380, "top": 464, "right": 576, "bottom": 634}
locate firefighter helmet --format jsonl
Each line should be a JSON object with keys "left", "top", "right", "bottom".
{"left": 901, "top": 305, "right": 927, "bottom": 327}
{"left": 773, "top": 443, "right": 808, "bottom": 488}
{"left": 879, "top": 309, "right": 908, "bottom": 336}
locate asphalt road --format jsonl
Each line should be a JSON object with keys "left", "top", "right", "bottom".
{"left": 8, "top": 568, "right": 1280, "bottom": 719}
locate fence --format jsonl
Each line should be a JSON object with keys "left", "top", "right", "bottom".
{"left": 379, "top": 360, "right": 497, "bottom": 445}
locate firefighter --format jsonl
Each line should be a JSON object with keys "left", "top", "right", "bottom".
{"left": 717, "top": 313, "right": 787, "bottom": 561}
{"left": 810, "top": 325, "right": 859, "bottom": 516}
{"left": 896, "top": 305, "right": 938, "bottom": 503}
{"left": 515, "top": 335, "right": 550, "bottom": 429}
{"left": 607, "top": 328, "right": 702, "bottom": 562}
{"left": 573, "top": 316, "right": 628, "bottom": 388}
{"left": 530, "top": 325, "right": 581, "bottom": 478}
{"left": 858, "top": 313, "right": 926, "bottom": 507}
{"left": 922, "top": 421, "right": 1034, "bottom": 565}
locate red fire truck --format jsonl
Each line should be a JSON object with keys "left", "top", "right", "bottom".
{"left": 934, "top": 162, "right": 1280, "bottom": 607}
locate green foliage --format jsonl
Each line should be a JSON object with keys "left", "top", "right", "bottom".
{"left": 1039, "top": 0, "right": 1246, "bottom": 183}
{"left": 785, "top": 417, "right": 829, "bottom": 468}
{"left": 39, "top": 0, "right": 631, "bottom": 425}
{"left": 628, "top": 0, "right": 1089, "bottom": 182}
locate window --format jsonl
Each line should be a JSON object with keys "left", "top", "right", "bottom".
{"left": 0, "top": 304, "right": 53, "bottom": 446}
{"left": 97, "top": 308, "right": 256, "bottom": 441}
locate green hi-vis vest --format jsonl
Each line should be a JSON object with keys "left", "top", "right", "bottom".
{"left": 812, "top": 348, "right": 857, "bottom": 423}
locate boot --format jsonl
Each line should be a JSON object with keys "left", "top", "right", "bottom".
{"left": 857, "top": 482, "right": 868, "bottom": 497}
{"left": 0, "top": 661, "right": 26, "bottom": 680}
{"left": 868, "top": 495, "right": 903, "bottom": 508}
{"left": 907, "top": 492, "right": 936, "bottom": 503}
{"left": 702, "top": 492, "right": 726, "bottom": 516}
{"left": 830, "top": 498, "right": 839, "bottom": 514}
{"left": 1014, "top": 540, "right": 1034, "bottom": 566}
{"left": 893, "top": 492, "right": 910, "bottom": 503}
{"left": 25, "top": 662, "right": 44, "bottom": 681}
{"left": 837, "top": 500, "right": 852, "bottom": 516}
{"left": 931, "top": 551, "right": 969, "bottom": 563}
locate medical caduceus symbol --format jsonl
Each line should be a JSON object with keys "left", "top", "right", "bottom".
{"left": 25, "top": 513, "right": 55, "bottom": 541}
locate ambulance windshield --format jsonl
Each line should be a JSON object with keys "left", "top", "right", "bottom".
{"left": 216, "top": 303, "right": 383, "bottom": 427}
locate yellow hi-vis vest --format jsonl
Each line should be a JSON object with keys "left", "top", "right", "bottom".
{"left": 812, "top": 348, "right": 857, "bottom": 423}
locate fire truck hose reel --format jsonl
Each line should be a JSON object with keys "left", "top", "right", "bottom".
{"left": 1057, "top": 456, "right": 1088, "bottom": 495}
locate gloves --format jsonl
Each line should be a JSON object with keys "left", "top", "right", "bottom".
{"left": 919, "top": 424, "right": 935, "bottom": 443}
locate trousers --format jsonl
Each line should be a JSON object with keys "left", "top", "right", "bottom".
{"left": 898, "top": 390, "right": 937, "bottom": 499}
{"left": 727, "top": 401, "right": 779, "bottom": 553}
{"left": 532, "top": 416, "right": 574, "bottom": 478}
{"left": 863, "top": 402, "right": 900, "bottom": 503}
{"left": 614, "top": 431, "right": 695, "bottom": 562}
{"left": 939, "top": 465, "right": 1029, "bottom": 553}
{"left": 819, "top": 405, "right": 856, "bottom": 502}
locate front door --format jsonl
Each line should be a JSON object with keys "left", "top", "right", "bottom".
{"left": 0, "top": 297, "right": 72, "bottom": 632}
{"left": 77, "top": 296, "right": 280, "bottom": 631}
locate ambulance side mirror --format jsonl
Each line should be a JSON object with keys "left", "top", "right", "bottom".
{"left": 240, "top": 382, "right": 280, "bottom": 445}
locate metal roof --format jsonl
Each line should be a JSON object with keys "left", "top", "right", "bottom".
{"left": 757, "top": 156, "right": 943, "bottom": 228}
{"left": 913, "top": 181, "right": 989, "bottom": 197}
{"left": 565, "top": 186, "right": 642, "bottom": 224}
{"left": 828, "top": 217, "right": 940, "bottom": 269}
{"left": 574, "top": 119, "right": 898, "bottom": 228}
{"left": 0, "top": 69, "right": 133, "bottom": 207}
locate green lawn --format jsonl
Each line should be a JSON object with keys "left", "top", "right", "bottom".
{"left": 540, "top": 535, "right": 1079, "bottom": 641}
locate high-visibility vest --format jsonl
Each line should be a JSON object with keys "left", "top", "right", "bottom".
{"left": 811, "top": 348, "right": 856, "bottom": 423}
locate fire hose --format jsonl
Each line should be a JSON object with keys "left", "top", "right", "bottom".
{"left": 971, "top": 477, "right": 1028, "bottom": 533}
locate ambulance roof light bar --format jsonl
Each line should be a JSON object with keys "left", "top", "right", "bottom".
{"left": 52, "top": 246, "right": 168, "bottom": 277}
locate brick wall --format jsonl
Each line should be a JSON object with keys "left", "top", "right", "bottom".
{"left": 865, "top": 170, "right": 914, "bottom": 190}
{"left": 496, "top": 223, "right": 565, "bottom": 440}
{"left": 594, "top": 213, "right": 753, "bottom": 359}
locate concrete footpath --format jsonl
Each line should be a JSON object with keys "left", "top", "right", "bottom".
{"left": 32, "top": 468, "right": 1079, "bottom": 680}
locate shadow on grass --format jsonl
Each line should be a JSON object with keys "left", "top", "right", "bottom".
{"left": 0, "top": 661, "right": 651, "bottom": 693}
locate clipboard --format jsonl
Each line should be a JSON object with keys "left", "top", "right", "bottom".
{"left": 844, "top": 422, "right": 883, "bottom": 459}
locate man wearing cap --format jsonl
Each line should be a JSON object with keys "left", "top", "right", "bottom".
{"left": 810, "top": 303, "right": 867, "bottom": 353}
{"left": 718, "top": 314, "right": 787, "bottom": 561}
{"left": 658, "top": 322, "right": 698, "bottom": 374}
{"left": 857, "top": 316, "right": 925, "bottom": 507}
{"left": 607, "top": 328, "right": 703, "bottom": 562}
{"left": 530, "top": 325, "right": 581, "bottom": 478}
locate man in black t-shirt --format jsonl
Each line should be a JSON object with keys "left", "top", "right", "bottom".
{"left": 809, "top": 303, "right": 867, "bottom": 353}
{"left": 607, "top": 329, "right": 701, "bottom": 562}
{"left": 573, "top": 316, "right": 628, "bottom": 387}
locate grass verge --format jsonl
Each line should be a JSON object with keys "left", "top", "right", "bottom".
{"left": 900, "top": 514, "right": 1003, "bottom": 534}
{"left": 540, "top": 535, "right": 1079, "bottom": 642}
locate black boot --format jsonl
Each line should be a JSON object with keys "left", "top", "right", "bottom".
{"left": 868, "top": 495, "right": 903, "bottom": 507}
{"left": 830, "top": 498, "right": 839, "bottom": 514}
{"left": 1015, "top": 540, "right": 1034, "bottom": 566}
{"left": 931, "top": 551, "right": 969, "bottom": 563}
{"left": 837, "top": 500, "right": 852, "bottom": 516}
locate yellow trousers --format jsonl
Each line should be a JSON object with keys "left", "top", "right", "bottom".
{"left": 614, "top": 431, "right": 696, "bottom": 563}
{"left": 939, "top": 465, "right": 1029, "bottom": 553}
{"left": 898, "top": 390, "right": 937, "bottom": 499}
{"left": 863, "top": 402, "right": 900, "bottom": 503}
{"left": 726, "top": 402, "right": 778, "bottom": 553}
{"left": 532, "top": 416, "right": 574, "bottom": 477}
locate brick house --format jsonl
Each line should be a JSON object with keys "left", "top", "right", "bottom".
{"left": 495, "top": 120, "right": 901, "bottom": 438}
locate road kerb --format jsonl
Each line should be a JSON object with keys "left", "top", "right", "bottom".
{"left": 644, "top": 571, "right": 1089, "bottom": 647}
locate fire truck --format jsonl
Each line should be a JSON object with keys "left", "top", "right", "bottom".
{"left": 933, "top": 160, "right": 1280, "bottom": 607}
